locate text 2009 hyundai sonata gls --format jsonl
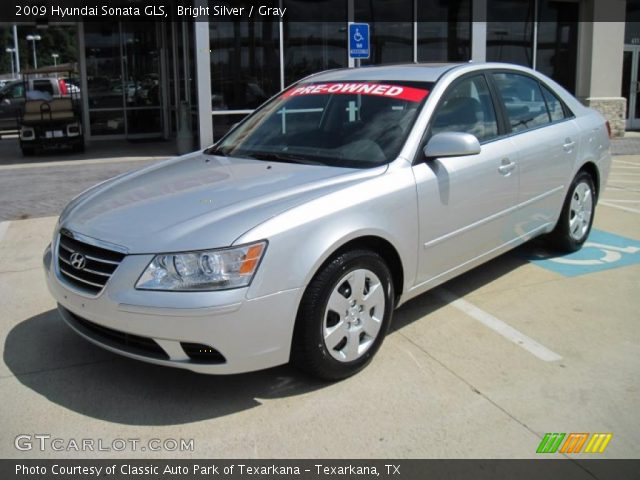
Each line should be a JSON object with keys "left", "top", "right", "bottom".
{"left": 44, "top": 63, "right": 611, "bottom": 380}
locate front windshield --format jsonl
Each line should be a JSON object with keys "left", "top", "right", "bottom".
{"left": 211, "top": 81, "right": 432, "bottom": 168}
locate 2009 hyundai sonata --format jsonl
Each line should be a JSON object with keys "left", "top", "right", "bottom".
{"left": 44, "top": 63, "right": 611, "bottom": 380}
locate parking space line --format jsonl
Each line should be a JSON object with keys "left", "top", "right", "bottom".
{"left": 0, "top": 221, "right": 9, "bottom": 243}
{"left": 600, "top": 201, "right": 640, "bottom": 214}
{"left": 601, "top": 199, "right": 640, "bottom": 203}
{"left": 613, "top": 160, "right": 640, "bottom": 166}
{"left": 435, "top": 289, "right": 563, "bottom": 362}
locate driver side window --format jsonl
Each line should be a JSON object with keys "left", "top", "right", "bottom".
{"left": 430, "top": 75, "right": 498, "bottom": 143}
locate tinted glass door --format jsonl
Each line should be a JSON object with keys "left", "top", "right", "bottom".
{"left": 121, "top": 22, "right": 163, "bottom": 138}
{"left": 85, "top": 22, "right": 165, "bottom": 139}
{"left": 623, "top": 46, "right": 640, "bottom": 130}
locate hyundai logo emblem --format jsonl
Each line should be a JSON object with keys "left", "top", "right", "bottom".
{"left": 69, "top": 252, "right": 87, "bottom": 270}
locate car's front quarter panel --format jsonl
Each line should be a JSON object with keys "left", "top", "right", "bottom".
{"left": 236, "top": 160, "right": 419, "bottom": 305}
{"left": 44, "top": 160, "right": 419, "bottom": 374}
{"left": 43, "top": 229, "right": 302, "bottom": 374}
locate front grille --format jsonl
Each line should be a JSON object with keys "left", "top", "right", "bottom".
{"left": 66, "top": 310, "right": 169, "bottom": 360}
{"left": 57, "top": 232, "right": 125, "bottom": 295}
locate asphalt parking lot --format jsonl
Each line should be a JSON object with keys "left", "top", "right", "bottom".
{"left": 0, "top": 140, "right": 638, "bottom": 459}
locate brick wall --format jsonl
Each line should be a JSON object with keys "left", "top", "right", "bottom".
{"left": 580, "top": 97, "right": 626, "bottom": 137}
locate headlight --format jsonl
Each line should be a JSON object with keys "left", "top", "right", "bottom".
{"left": 136, "top": 241, "right": 267, "bottom": 291}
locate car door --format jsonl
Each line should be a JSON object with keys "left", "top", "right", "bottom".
{"left": 0, "top": 82, "right": 25, "bottom": 130}
{"left": 412, "top": 73, "right": 519, "bottom": 289}
{"left": 491, "top": 72, "right": 578, "bottom": 236}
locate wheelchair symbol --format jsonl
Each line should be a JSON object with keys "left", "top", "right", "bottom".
{"left": 353, "top": 29, "right": 364, "bottom": 42}
{"left": 549, "top": 242, "right": 640, "bottom": 266}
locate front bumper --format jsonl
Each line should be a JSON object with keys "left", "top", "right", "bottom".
{"left": 43, "top": 243, "right": 302, "bottom": 375}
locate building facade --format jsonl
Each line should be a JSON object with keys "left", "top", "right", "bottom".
{"left": 69, "top": 0, "right": 631, "bottom": 150}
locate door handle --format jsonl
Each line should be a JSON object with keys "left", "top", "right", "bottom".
{"left": 498, "top": 158, "right": 516, "bottom": 175}
{"left": 563, "top": 138, "right": 576, "bottom": 152}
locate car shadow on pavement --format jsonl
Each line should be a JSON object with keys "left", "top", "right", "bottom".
{"left": 3, "top": 309, "right": 325, "bottom": 426}
{"left": 391, "top": 244, "right": 537, "bottom": 332}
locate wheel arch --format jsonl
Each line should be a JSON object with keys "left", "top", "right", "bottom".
{"left": 306, "top": 234, "right": 405, "bottom": 305}
{"left": 577, "top": 161, "right": 600, "bottom": 202}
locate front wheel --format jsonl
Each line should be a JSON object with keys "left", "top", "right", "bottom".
{"left": 291, "top": 249, "right": 395, "bottom": 381}
{"left": 547, "top": 171, "right": 596, "bottom": 252}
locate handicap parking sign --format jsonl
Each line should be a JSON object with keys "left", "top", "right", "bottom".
{"left": 349, "top": 23, "right": 369, "bottom": 59}
{"left": 524, "top": 229, "right": 640, "bottom": 277}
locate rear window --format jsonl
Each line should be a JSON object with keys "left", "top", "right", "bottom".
{"left": 540, "top": 84, "right": 567, "bottom": 122}
{"left": 493, "top": 73, "right": 551, "bottom": 133}
{"left": 33, "top": 80, "right": 54, "bottom": 95}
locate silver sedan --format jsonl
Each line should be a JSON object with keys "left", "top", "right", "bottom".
{"left": 44, "top": 63, "right": 611, "bottom": 380}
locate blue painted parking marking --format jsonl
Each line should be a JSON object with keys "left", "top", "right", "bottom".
{"left": 524, "top": 229, "right": 640, "bottom": 277}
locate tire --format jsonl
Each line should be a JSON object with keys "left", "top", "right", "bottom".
{"left": 291, "top": 249, "right": 395, "bottom": 381}
{"left": 547, "top": 171, "right": 596, "bottom": 252}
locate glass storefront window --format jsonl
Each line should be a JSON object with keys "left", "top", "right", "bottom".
{"left": 211, "top": 113, "right": 249, "bottom": 141}
{"left": 89, "top": 110, "right": 125, "bottom": 136}
{"left": 85, "top": 23, "right": 123, "bottom": 110}
{"left": 283, "top": 22, "right": 348, "bottom": 84}
{"left": 355, "top": 0, "right": 413, "bottom": 65}
{"left": 122, "top": 22, "right": 161, "bottom": 108}
{"left": 283, "top": 0, "right": 347, "bottom": 85}
{"left": 417, "top": 0, "right": 471, "bottom": 62}
{"left": 536, "top": 1, "right": 579, "bottom": 93}
{"left": 127, "top": 110, "right": 163, "bottom": 135}
{"left": 625, "top": 0, "right": 640, "bottom": 44}
{"left": 85, "top": 22, "right": 164, "bottom": 138}
{"left": 487, "top": 0, "right": 535, "bottom": 67}
{"left": 209, "top": 21, "right": 280, "bottom": 111}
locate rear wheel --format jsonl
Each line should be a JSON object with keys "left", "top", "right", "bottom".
{"left": 547, "top": 171, "right": 596, "bottom": 252}
{"left": 291, "top": 249, "right": 394, "bottom": 381}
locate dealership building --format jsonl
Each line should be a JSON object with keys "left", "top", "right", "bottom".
{"left": 6, "top": 0, "right": 640, "bottom": 149}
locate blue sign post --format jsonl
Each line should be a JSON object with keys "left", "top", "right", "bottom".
{"left": 349, "top": 23, "right": 370, "bottom": 59}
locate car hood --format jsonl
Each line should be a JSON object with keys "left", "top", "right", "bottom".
{"left": 60, "top": 151, "right": 386, "bottom": 253}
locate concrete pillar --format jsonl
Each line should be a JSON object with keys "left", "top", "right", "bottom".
{"left": 77, "top": 22, "right": 90, "bottom": 147}
{"left": 575, "top": 0, "right": 626, "bottom": 136}
{"left": 194, "top": 4, "right": 213, "bottom": 148}
{"left": 471, "top": 0, "right": 487, "bottom": 62}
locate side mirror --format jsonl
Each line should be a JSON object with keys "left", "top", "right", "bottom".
{"left": 423, "top": 132, "right": 481, "bottom": 159}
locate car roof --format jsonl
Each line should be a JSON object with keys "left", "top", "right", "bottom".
{"left": 302, "top": 63, "right": 466, "bottom": 83}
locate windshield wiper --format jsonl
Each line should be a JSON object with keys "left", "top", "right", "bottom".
{"left": 243, "top": 151, "right": 323, "bottom": 165}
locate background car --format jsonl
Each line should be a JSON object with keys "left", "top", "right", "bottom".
{"left": 0, "top": 77, "right": 70, "bottom": 131}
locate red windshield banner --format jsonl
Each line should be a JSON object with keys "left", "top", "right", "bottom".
{"left": 284, "top": 83, "right": 429, "bottom": 103}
